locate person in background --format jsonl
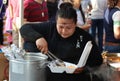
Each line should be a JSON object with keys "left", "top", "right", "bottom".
{"left": 81, "top": 0, "right": 90, "bottom": 14}
{"left": 89, "top": 0, "right": 107, "bottom": 52}
{"left": 20, "top": 2, "right": 103, "bottom": 81}
{"left": 104, "top": 0, "right": 120, "bottom": 53}
{"left": 46, "top": 0, "right": 58, "bottom": 22}
{"left": 4, "top": 0, "right": 20, "bottom": 46}
{"left": 72, "top": 0, "right": 91, "bottom": 30}
{"left": 24, "top": 0, "right": 48, "bottom": 23}
{"left": 81, "top": 0, "right": 91, "bottom": 27}
{"left": 0, "top": 0, "right": 7, "bottom": 45}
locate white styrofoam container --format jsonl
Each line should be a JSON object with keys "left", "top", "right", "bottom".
{"left": 48, "top": 62, "right": 77, "bottom": 73}
{"left": 48, "top": 41, "right": 93, "bottom": 74}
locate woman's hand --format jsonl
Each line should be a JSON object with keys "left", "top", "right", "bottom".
{"left": 36, "top": 37, "right": 48, "bottom": 54}
{"left": 73, "top": 67, "right": 84, "bottom": 74}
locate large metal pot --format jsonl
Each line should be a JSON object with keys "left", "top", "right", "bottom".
{"left": 9, "top": 52, "right": 48, "bottom": 81}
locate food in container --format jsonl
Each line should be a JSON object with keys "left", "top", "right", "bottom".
{"left": 48, "top": 62, "right": 77, "bottom": 73}
{"left": 103, "top": 53, "right": 120, "bottom": 68}
{"left": 108, "top": 57, "right": 120, "bottom": 63}
{"left": 102, "top": 53, "right": 120, "bottom": 63}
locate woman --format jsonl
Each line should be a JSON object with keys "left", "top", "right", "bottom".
{"left": 89, "top": 0, "right": 108, "bottom": 52}
{"left": 20, "top": 2, "right": 103, "bottom": 81}
{"left": 104, "top": 0, "right": 120, "bottom": 53}
{"left": 24, "top": 0, "right": 49, "bottom": 22}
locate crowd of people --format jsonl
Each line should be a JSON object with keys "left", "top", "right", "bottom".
{"left": 0, "top": 0, "right": 118, "bottom": 53}
{"left": 0, "top": 0, "right": 120, "bottom": 81}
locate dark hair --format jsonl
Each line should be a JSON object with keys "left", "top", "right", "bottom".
{"left": 56, "top": 2, "right": 77, "bottom": 24}
{"left": 79, "top": 5, "right": 85, "bottom": 23}
{"left": 59, "top": 2, "right": 73, "bottom": 9}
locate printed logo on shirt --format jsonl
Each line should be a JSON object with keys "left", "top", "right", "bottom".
{"left": 76, "top": 35, "right": 83, "bottom": 48}
{"left": 76, "top": 39, "right": 80, "bottom": 48}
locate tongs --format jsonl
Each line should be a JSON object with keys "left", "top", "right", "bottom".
{"left": 47, "top": 51, "right": 65, "bottom": 66}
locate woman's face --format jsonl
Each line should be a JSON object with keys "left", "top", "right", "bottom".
{"left": 56, "top": 17, "right": 76, "bottom": 38}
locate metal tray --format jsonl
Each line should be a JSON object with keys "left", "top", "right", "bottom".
{"left": 102, "top": 53, "right": 120, "bottom": 63}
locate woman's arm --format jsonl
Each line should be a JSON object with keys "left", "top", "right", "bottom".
{"left": 113, "top": 11, "right": 120, "bottom": 39}
{"left": 20, "top": 22, "right": 53, "bottom": 42}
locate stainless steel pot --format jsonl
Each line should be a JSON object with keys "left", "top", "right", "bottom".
{"left": 9, "top": 52, "right": 48, "bottom": 81}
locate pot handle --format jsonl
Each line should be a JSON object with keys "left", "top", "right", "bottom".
{"left": 37, "top": 61, "right": 50, "bottom": 70}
